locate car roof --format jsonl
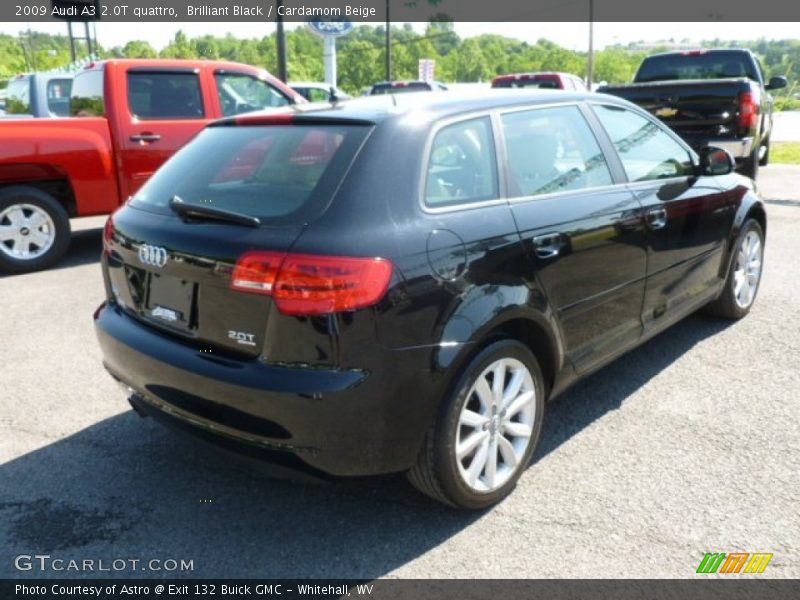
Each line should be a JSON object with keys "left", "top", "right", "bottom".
{"left": 644, "top": 48, "right": 751, "bottom": 59}
{"left": 220, "top": 89, "right": 618, "bottom": 128}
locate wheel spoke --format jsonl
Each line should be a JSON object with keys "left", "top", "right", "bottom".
{"left": 497, "top": 435, "right": 518, "bottom": 468}
{"left": 491, "top": 362, "right": 506, "bottom": 408}
{"left": 26, "top": 212, "right": 48, "bottom": 230}
{"left": 4, "top": 207, "right": 25, "bottom": 227}
{"left": 457, "top": 430, "right": 489, "bottom": 460}
{"left": 503, "top": 421, "right": 532, "bottom": 439}
{"left": 474, "top": 378, "right": 493, "bottom": 411}
{"left": 27, "top": 230, "right": 50, "bottom": 248}
{"left": 502, "top": 369, "right": 525, "bottom": 408}
{"left": 467, "top": 437, "right": 490, "bottom": 486}
{"left": 733, "top": 272, "right": 744, "bottom": 297}
{"left": 485, "top": 436, "right": 498, "bottom": 489}
{"left": 0, "top": 226, "right": 16, "bottom": 241}
{"left": 460, "top": 409, "right": 488, "bottom": 428}
{"left": 505, "top": 390, "right": 534, "bottom": 419}
{"left": 12, "top": 236, "right": 31, "bottom": 256}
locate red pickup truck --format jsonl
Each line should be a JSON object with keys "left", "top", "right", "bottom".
{"left": 0, "top": 59, "right": 303, "bottom": 273}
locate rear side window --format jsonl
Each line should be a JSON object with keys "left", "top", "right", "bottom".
{"left": 70, "top": 70, "right": 104, "bottom": 117}
{"left": 130, "top": 124, "right": 370, "bottom": 224}
{"left": 493, "top": 78, "right": 560, "bottom": 89}
{"left": 47, "top": 79, "right": 72, "bottom": 116}
{"left": 5, "top": 79, "right": 31, "bottom": 115}
{"left": 215, "top": 73, "right": 290, "bottom": 117}
{"left": 425, "top": 117, "right": 498, "bottom": 208}
{"left": 128, "top": 72, "right": 204, "bottom": 119}
{"left": 594, "top": 105, "right": 694, "bottom": 182}
{"left": 502, "top": 105, "right": 613, "bottom": 198}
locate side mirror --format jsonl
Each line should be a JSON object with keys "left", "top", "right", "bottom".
{"left": 699, "top": 146, "right": 736, "bottom": 176}
{"left": 766, "top": 76, "right": 788, "bottom": 91}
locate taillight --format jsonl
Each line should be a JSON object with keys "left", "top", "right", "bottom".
{"left": 738, "top": 91, "right": 759, "bottom": 130}
{"left": 102, "top": 216, "right": 114, "bottom": 252}
{"left": 231, "top": 251, "right": 393, "bottom": 316}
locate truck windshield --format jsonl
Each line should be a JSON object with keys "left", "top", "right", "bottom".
{"left": 130, "top": 124, "right": 370, "bottom": 225}
{"left": 635, "top": 52, "right": 758, "bottom": 83}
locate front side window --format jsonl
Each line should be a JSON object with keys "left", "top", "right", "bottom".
{"left": 215, "top": 73, "right": 290, "bottom": 117}
{"left": 128, "top": 72, "right": 204, "bottom": 119}
{"left": 593, "top": 105, "right": 694, "bottom": 182}
{"left": 425, "top": 117, "right": 498, "bottom": 207}
{"left": 502, "top": 105, "right": 613, "bottom": 198}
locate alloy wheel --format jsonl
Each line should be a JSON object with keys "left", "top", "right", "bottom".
{"left": 733, "top": 230, "right": 762, "bottom": 309}
{"left": 0, "top": 203, "right": 56, "bottom": 260}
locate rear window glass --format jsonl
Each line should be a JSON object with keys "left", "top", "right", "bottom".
{"left": 130, "top": 124, "right": 370, "bottom": 224}
{"left": 47, "top": 79, "right": 72, "bottom": 116}
{"left": 635, "top": 52, "right": 758, "bottom": 83}
{"left": 70, "top": 69, "right": 104, "bottom": 117}
{"left": 128, "top": 72, "right": 204, "bottom": 119}
{"left": 371, "top": 82, "right": 430, "bottom": 95}
{"left": 493, "top": 78, "right": 560, "bottom": 89}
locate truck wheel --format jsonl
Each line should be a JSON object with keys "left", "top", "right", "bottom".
{"left": 738, "top": 146, "right": 759, "bottom": 180}
{"left": 407, "top": 340, "right": 545, "bottom": 509}
{"left": 0, "top": 186, "right": 71, "bottom": 274}
{"left": 759, "top": 137, "right": 770, "bottom": 167}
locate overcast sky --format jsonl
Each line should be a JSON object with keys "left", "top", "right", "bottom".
{"left": 0, "top": 21, "right": 797, "bottom": 51}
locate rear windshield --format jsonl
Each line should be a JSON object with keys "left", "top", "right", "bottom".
{"left": 130, "top": 124, "right": 370, "bottom": 224}
{"left": 635, "top": 52, "right": 758, "bottom": 83}
{"left": 371, "top": 82, "right": 430, "bottom": 95}
{"left": 493, "top": 78, "right": 560, "bottom": 89}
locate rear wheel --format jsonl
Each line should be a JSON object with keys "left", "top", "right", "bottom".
{"left": 705, "top": 218, "right": 764, "bottom": 319}
{"left": 407, "top": 340, "right": 545, "bottom": 509}
{"left": 0, "top": 187, "right": 71, "bottom": 274}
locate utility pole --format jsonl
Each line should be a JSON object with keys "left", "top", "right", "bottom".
{"left": 276, "top": 0, "right": 288, "bottom": 82}
{"left": 587, "top": 0, "right": 594, "bottom": 90}
{"left": 385, "top": 0, "right": 392, "bottom": 81}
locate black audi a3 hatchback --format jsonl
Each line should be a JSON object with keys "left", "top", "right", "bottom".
{"left": 95, "top": 90, "right": 766, "bottom": 508}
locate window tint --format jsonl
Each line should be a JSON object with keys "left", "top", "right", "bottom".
{"left": 130, "top": 125, "right": 369, "bottom": 224}
{"left": 5, "top": 79, "right": 31, "bottom": 115}
{"left": 128, "top": 72, "right": 203, "bottom": 119}
{"left": 215, "top": 73, "right": 290, "bottom": 117}
{"left": 502, "top": 105, "right": 613, "bottom": 198}
{"left": 70, "top": 69, "right": 104, "bottom": 117}
{"left": 425, "top": 117, "right": 498, "bottom": 207}
{"left": 47, "top": 79, "right": 72, "bottom": 117}
{"left": 594, "top": 105, "right": 694, "bottom": 182}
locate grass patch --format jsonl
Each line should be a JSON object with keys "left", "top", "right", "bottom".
{"left": 771, "top": 142, "right": 800, "bottom": 165}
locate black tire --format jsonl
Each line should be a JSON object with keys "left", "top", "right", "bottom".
{"left": 0, "top": 186, "right": 71, "bottom": 274}
{"left": 759, "top": 136, "right": 770, "bottom": 167}
{"left": 705, "top": 218, "right": 764, "bottom": 320}
{"left": 407, "top": 339, "right": 546, "bottom": 509}
{"left": 738, "top": 146, "right": 759, "bottom": 180}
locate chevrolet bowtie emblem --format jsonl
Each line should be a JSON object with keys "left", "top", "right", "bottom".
{"left": 655, "top": 107, "right": 679, "bottom": 118}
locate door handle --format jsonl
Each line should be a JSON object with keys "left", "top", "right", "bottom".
{"left": 130, "top": 133, "right": 161, "bottom": 143}
{"left": 532, "top": 232, "right": 563, "bottom": 259}
{"left": 645, "top": 207, "right": 668, "bottom": 230}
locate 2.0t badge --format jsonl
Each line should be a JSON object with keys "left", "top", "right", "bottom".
{"left": 138, "top": 244, "right": 168, "bottom": 268}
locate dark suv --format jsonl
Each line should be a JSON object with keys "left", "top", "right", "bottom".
{"left": 95, "top": 91, "right": 766, "bottom": 509}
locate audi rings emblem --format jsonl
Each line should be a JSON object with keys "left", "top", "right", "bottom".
{"left": 138, "top": 244, "right": 168, "bottom": 268}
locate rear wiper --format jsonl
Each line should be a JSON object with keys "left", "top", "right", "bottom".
{"left": 168, "top": 195, "right": 260, "bottom": 228}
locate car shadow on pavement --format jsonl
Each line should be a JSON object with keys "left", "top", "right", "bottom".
{"left": 0, "top": 228, "right": 102, "bottom": 279}
{"left": 0, "top": 314, "right": 732, "bottom": 579}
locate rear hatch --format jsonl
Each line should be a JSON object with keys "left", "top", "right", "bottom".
{"left": 103, "top": 119, "right": 372, "bottom": 357}
{"left": 601, "top": 79, "right": 748, "bottom": 139}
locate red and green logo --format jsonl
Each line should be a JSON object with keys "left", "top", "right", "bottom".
{"left": 696, "top": 552, "right": 773, "bottom": 574}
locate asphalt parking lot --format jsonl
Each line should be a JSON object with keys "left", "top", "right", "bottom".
{"left": 1, "top": 166, "right": 798, "bottom": 579}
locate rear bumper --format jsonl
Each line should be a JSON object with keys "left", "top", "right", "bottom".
{"left": 94, "top": 302, "right": 438, "bottom": 476}
{"left": 705, "top": 137, "right": 754, "bottom": 159}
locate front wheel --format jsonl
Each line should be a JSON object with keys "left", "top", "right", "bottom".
{"left": 0, "top": 186, "right": 71, "bottom": 274}
{"left": 705, "top": 218, "right": 764, "bottom": 319}
{"left": 407, "top": 340, "right": 545, "bottom": 509}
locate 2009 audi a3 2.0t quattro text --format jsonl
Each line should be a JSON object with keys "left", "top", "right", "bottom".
{"left": 94, "top": 90, "right": 766, "bottom": 509}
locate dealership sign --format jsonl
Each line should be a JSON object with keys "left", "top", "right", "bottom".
{"left": 307, "top": 20, "right": 354, "bottom": 38}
